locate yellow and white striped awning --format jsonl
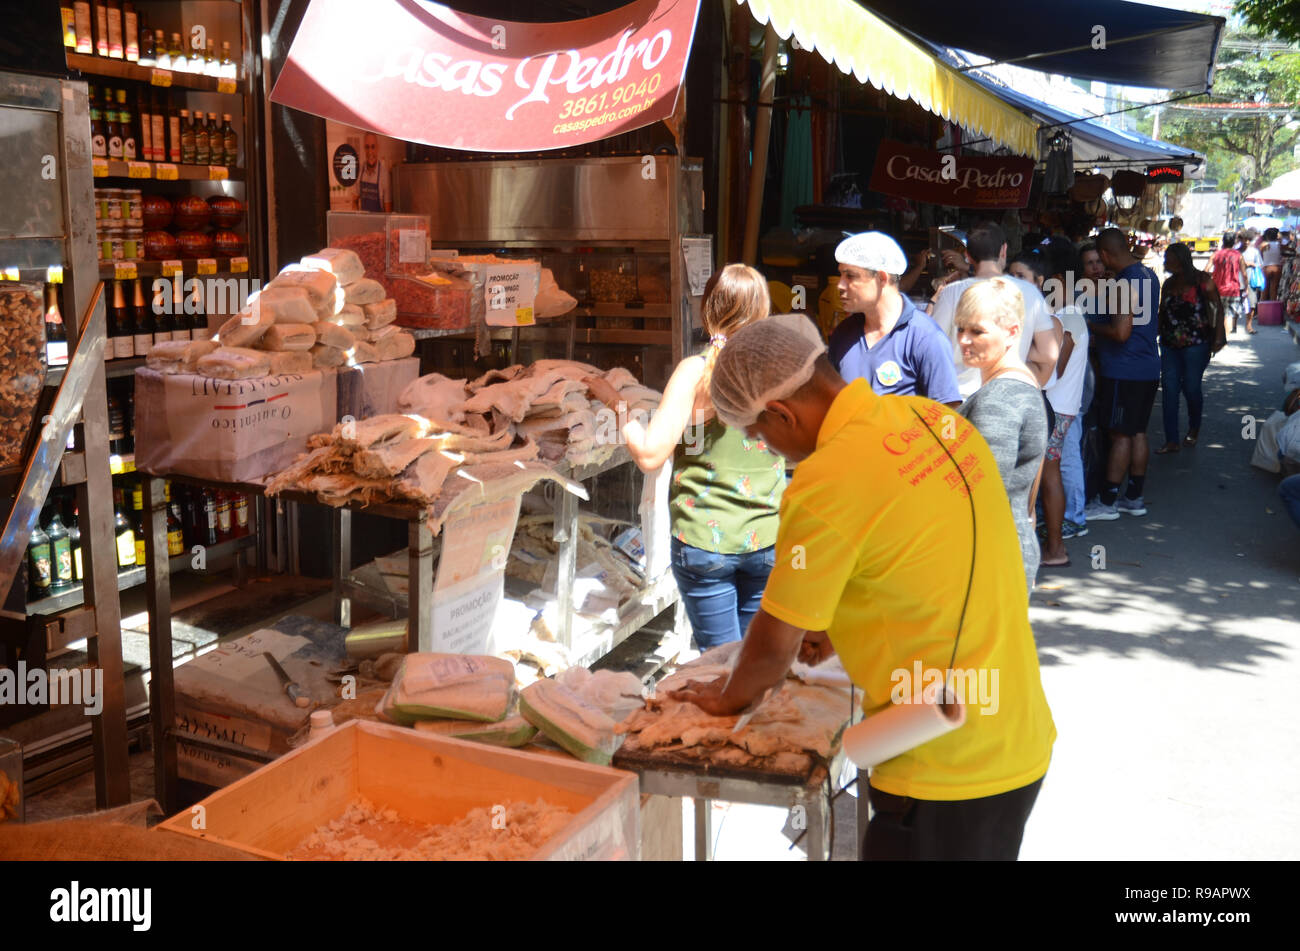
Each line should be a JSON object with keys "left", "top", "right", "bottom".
{"left": 737, "top": 0, "right": 1040, "bottom": 157}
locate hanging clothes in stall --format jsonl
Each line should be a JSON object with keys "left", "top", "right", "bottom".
{"left": 781, "top": 95, "right": 814, "bottom": 230}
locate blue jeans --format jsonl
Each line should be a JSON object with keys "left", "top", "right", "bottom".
{"left": 1060, "top": 410, "right": 1086, "bottom": 525}
{"left": 1160, "top": 342, "right": 1212, "bottom": 444}
{"left": 1281, "top": 475, "right": 1300, "bottom": 530}
{"left": 670, "top": 538, "right": 775, "bottom": 649}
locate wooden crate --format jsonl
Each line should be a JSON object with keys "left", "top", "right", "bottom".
{"left": 158, "top": 720, "right": 640, "bottom": 860}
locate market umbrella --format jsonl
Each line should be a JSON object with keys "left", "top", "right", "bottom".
{"left": 1240, "top": 214, "right": 1285, "bottom": 232}
{"left": 1246, "top": 169, "right": 1300, "bottom": 209}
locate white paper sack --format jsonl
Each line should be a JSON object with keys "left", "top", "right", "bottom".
{"left": 300, "top": 247, "right": 365, "bottom": 286}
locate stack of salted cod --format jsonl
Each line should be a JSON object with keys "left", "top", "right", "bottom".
{"left": 616, "top": 643, "right": 855, "bottom": 773}
{"left": 264, "top": 360, "right": 661, "bottom": 533}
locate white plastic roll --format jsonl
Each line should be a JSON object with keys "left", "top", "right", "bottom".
{"left": 842, "top": 680, "right": 966, "bottom": 769}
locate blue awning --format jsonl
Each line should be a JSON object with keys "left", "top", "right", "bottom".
{"left": 862, "top": 0, "right": 1225, "bottom": 92}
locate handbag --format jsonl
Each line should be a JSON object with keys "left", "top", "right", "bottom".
{"left": 1249, "top": 266, "right": 1265, "bottom": 291}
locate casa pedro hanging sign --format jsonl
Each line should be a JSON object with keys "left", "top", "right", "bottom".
{"left": 869, "top": 140, "right": 1036, "bottom": 209}
{"left": 270, "top": 0, "right": 702, "bottom": 152}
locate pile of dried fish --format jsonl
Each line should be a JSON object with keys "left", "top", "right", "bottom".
{"left": 264, "top": 360, "right": 661, "bottom": 534}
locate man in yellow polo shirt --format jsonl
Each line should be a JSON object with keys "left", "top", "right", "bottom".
{"left": 673, "top": 314, "right": 1055, "bottom": 860}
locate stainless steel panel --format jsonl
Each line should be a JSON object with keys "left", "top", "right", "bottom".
{"left": 0, "top": 105, "right": 67, "bottom": 238}
{"left": 395, "top": 157, "right": 672, "bottom": 243}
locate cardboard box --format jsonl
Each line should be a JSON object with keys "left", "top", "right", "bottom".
{"left": 134, "top": 368, "right": 336, "bottom": 483}
{"left": 159, "top": 720, "right": 640, "bottom": 860}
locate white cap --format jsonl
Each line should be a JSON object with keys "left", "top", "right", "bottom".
{"left": 710, "top": 314, "right": 827, "bottom": 430}
{"left": 835, "top": 231, "right": 908, "bottom": 276}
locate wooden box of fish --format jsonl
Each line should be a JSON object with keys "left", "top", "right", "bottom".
{"left": 157, "top": 720, "right": 640, "bottom": 860}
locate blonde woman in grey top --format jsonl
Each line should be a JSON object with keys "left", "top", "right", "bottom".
{"left": 956, "top": 278, "right": 1049, "bottom": 591}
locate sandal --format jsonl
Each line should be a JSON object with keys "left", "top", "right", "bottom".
{"left": 1183, "top": 431, "right": 1198, "bottom": 447}
{"left": 1155, "top": 442, "right": 1181, "bottom": 454}
{"left": 1041, "top": 556, "right": 1071, "bottom": 568}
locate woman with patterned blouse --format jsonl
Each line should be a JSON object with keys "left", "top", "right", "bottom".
{"left": 1155, "top": 242, "right": 1225, "bottom": 454}
{"left": 586, "top": 265, "right": 786, "bottom": 648}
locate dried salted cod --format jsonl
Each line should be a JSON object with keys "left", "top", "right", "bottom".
{"left": 393, "top": 450, "right": 463, "bottom": 505}
{"left": 397, "top": 374, "right": 470, "bottom": 422}
{"left": 426, "top": 462, "right": 586, "bottom": 536}
{"left": 457, "top": 437, "right": 540, "bottom": 467}
{"left": 333, "top": 413, "right": 431, "bottom": 452}
{"left": 353, "top": 436, "right": 445, "bottom": 480}
{"left": 469, "top": 365, "right": 526, "bottom": 390}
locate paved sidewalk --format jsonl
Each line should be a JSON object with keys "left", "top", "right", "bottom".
{"left": 1021, "top": 322, "right": 1300, "bottom": 859}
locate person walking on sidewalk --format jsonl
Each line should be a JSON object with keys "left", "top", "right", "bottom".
{"left": 586, "top": 264, "right": 786, "bottom": 649}
{"left": 1242, "top": 230, "right": 1264, "bottom": 333}
{"left": 1084, "top": 229, "right": 1160, "bottom": 520}
{"left": 1155, "top": 242, "right": 1226, "bottom": 454}
{"left": 955, "top": 278, "right": 1049, "bottom": 591}
{"left": 1211, "top": 232, "right": 1247, "bottom": 334}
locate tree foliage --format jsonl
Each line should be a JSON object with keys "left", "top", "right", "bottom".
{"left": 1141, "top": 33, "right": 1300, "bottom": 194}
{"left": 1235, "top": 0, "right": 1300, "bottom": 46}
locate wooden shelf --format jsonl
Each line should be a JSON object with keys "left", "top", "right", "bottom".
{"left": 26, "top": 534, "right": 257, "bottom": 616}
{"left": 46, "top": 357, "right": 146, "bottom": 387}
{"left": 92, "top": 158, "right": 244, "bottom": 181}
{"left": 97, "top": 259, "right": 251, "bottom": 280}
{"left": 407, "top": 325, "right": 671, "bottom": 346}
{"left": 67, "top": 52, "right": 245, "bottom": 95}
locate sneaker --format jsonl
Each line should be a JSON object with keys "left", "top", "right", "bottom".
{"left": 1116, "top": 495, "right": 1147, "bottom": 516}
{"left": 1061, "top": 519, "right": 1089, "bottom": 539}
{"left": 1084, "top": 499, "right": 1119, "bottom": 521}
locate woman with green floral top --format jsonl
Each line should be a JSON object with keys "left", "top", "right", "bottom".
{"left": 585, "top": 265, "right": 786, "bottom": 648}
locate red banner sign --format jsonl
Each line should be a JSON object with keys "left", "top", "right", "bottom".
{"left": 270, "top": 0, "right": 701, "bottom": 152}
{"left": 869, "top": 140, "right": 1035, "bottom": 209}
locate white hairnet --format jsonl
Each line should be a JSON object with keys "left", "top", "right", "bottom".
{"left": 710, "top": 314, "right": 827, "bottom": 430}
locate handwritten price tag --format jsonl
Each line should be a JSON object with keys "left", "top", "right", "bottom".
{"left": 230, "top": 256, "right": 248, "bottom": 274}
{"left": 154, "top": 162, "right": 179, "bottom": 181}
{"left": 208, "top": 165, "right": 228, "bottom": 181}
{"left": 217, "top": 78, "right": 237, "bottom": 94}
{"left": 196, "top": 258, "right": 218, "bottom": 276}
{"left": 114, "top": 262, "right": 138, "bottom": 280}
{"left": 161, "top": 259, "right": 184, "bottom": 278}
{"left": 150, "top": 68, "right": 173, "bottom": 87}
{"left": 127, "top": 161, "right": 151, "bottom": 179}
{"left": 92, "top": 158, "right": 109, "bottom": 177}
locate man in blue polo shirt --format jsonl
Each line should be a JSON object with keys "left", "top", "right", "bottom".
{"left": 1084, "top": 227, "right": 1161, "bottom": 520}
{"left": 827, "top": 232, "right": 962, "bottom": 407}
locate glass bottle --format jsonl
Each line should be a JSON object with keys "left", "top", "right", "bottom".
{"left": 216, "top": 490, "right": 233, "bottom": 542}
{"left": 150, "top": 91, "right": 166, "bottom": 164}
{"left": 123, "top": 386, "right": 135, "bottom": 453}
{"left": 107, "top": 387, "right": 126, "bottom": 454}
{"left": 137, "top": 10, "right": 154, "bottom": 66}
{"left": 123, "top": 2, "right": 137, "bottom": 61}
{"left": 220, "top": 40, "right": 235, "bottom": 79}
{"left": 28, "top": 521, "right": 52, "bottom": 600}
{"left": 106, "top": 94, "right": 123, "bottom": 160}
{"left": 194, "top": 110, "right": 209, "bottom": 165}
{"left": 167, "top": 506, "right": 185, "bottom": 557}
{"left": 132, "top": 278, "right": 154, "bottom": 353}
{"left": 154, "top": 28, "right": 169, "bottom": 70}
{"left": 113, "top": 488, "right": 136, "bottom": 569}
{"left": 169, "top": 31, "right": 186, "bottom": 72}
{"left": 94, "top": 0, "right": 109, "bottom": 57}
{"left": 233, "top": 494, "right": 250, "bottom": 537}
{"left": 221, "top": 113, "right": 237, "bottom": 166}
{"left": 44, "top": 282, "right": 69, "bottom": 367}
{"left": 166, "top": 94, "right": 181, "bottom": 163}
{"left": 202, "top": 489, "right": 219, "bottom": 546}
{"left": 116, "top": 88, "right": 136, "bottom": 161}
{"left": 150, "top": 278, "right": 172, "bottom": 344}
{"left": 69, "top": 507, "right": 83, "bottom": 583}
{"left": 112, "top": 279, "right": 134, "bottom": 358}
{"left": 131, "top": 478, "right": 147, "bottom": 567}
{"left": 47, "top": 511, "right": 74, "bottom": 594}
{"left": 74, "top": 2, "right": 94, "bottom": 54}
{"left": 204, "top": 39, "right": 219, "bottom": 77}
{"left": 89, "top": 86, "right": 107, "bottom": 159}
{"left": 136, "top": 87, "right": 153, "bottom": 163}
{"left": 179, "top": 108, "right": 194, "bottom": 164}
{"left": 105, "top": 0, "right": 122, "bottom": 58}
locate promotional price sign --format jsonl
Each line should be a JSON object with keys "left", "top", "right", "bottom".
{"left": 270, "top": 0, "right": 701, "bottom": 152}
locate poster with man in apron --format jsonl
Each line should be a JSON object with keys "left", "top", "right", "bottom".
{"left": 359, "top": 133, "right": 391, "bottom": 212}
